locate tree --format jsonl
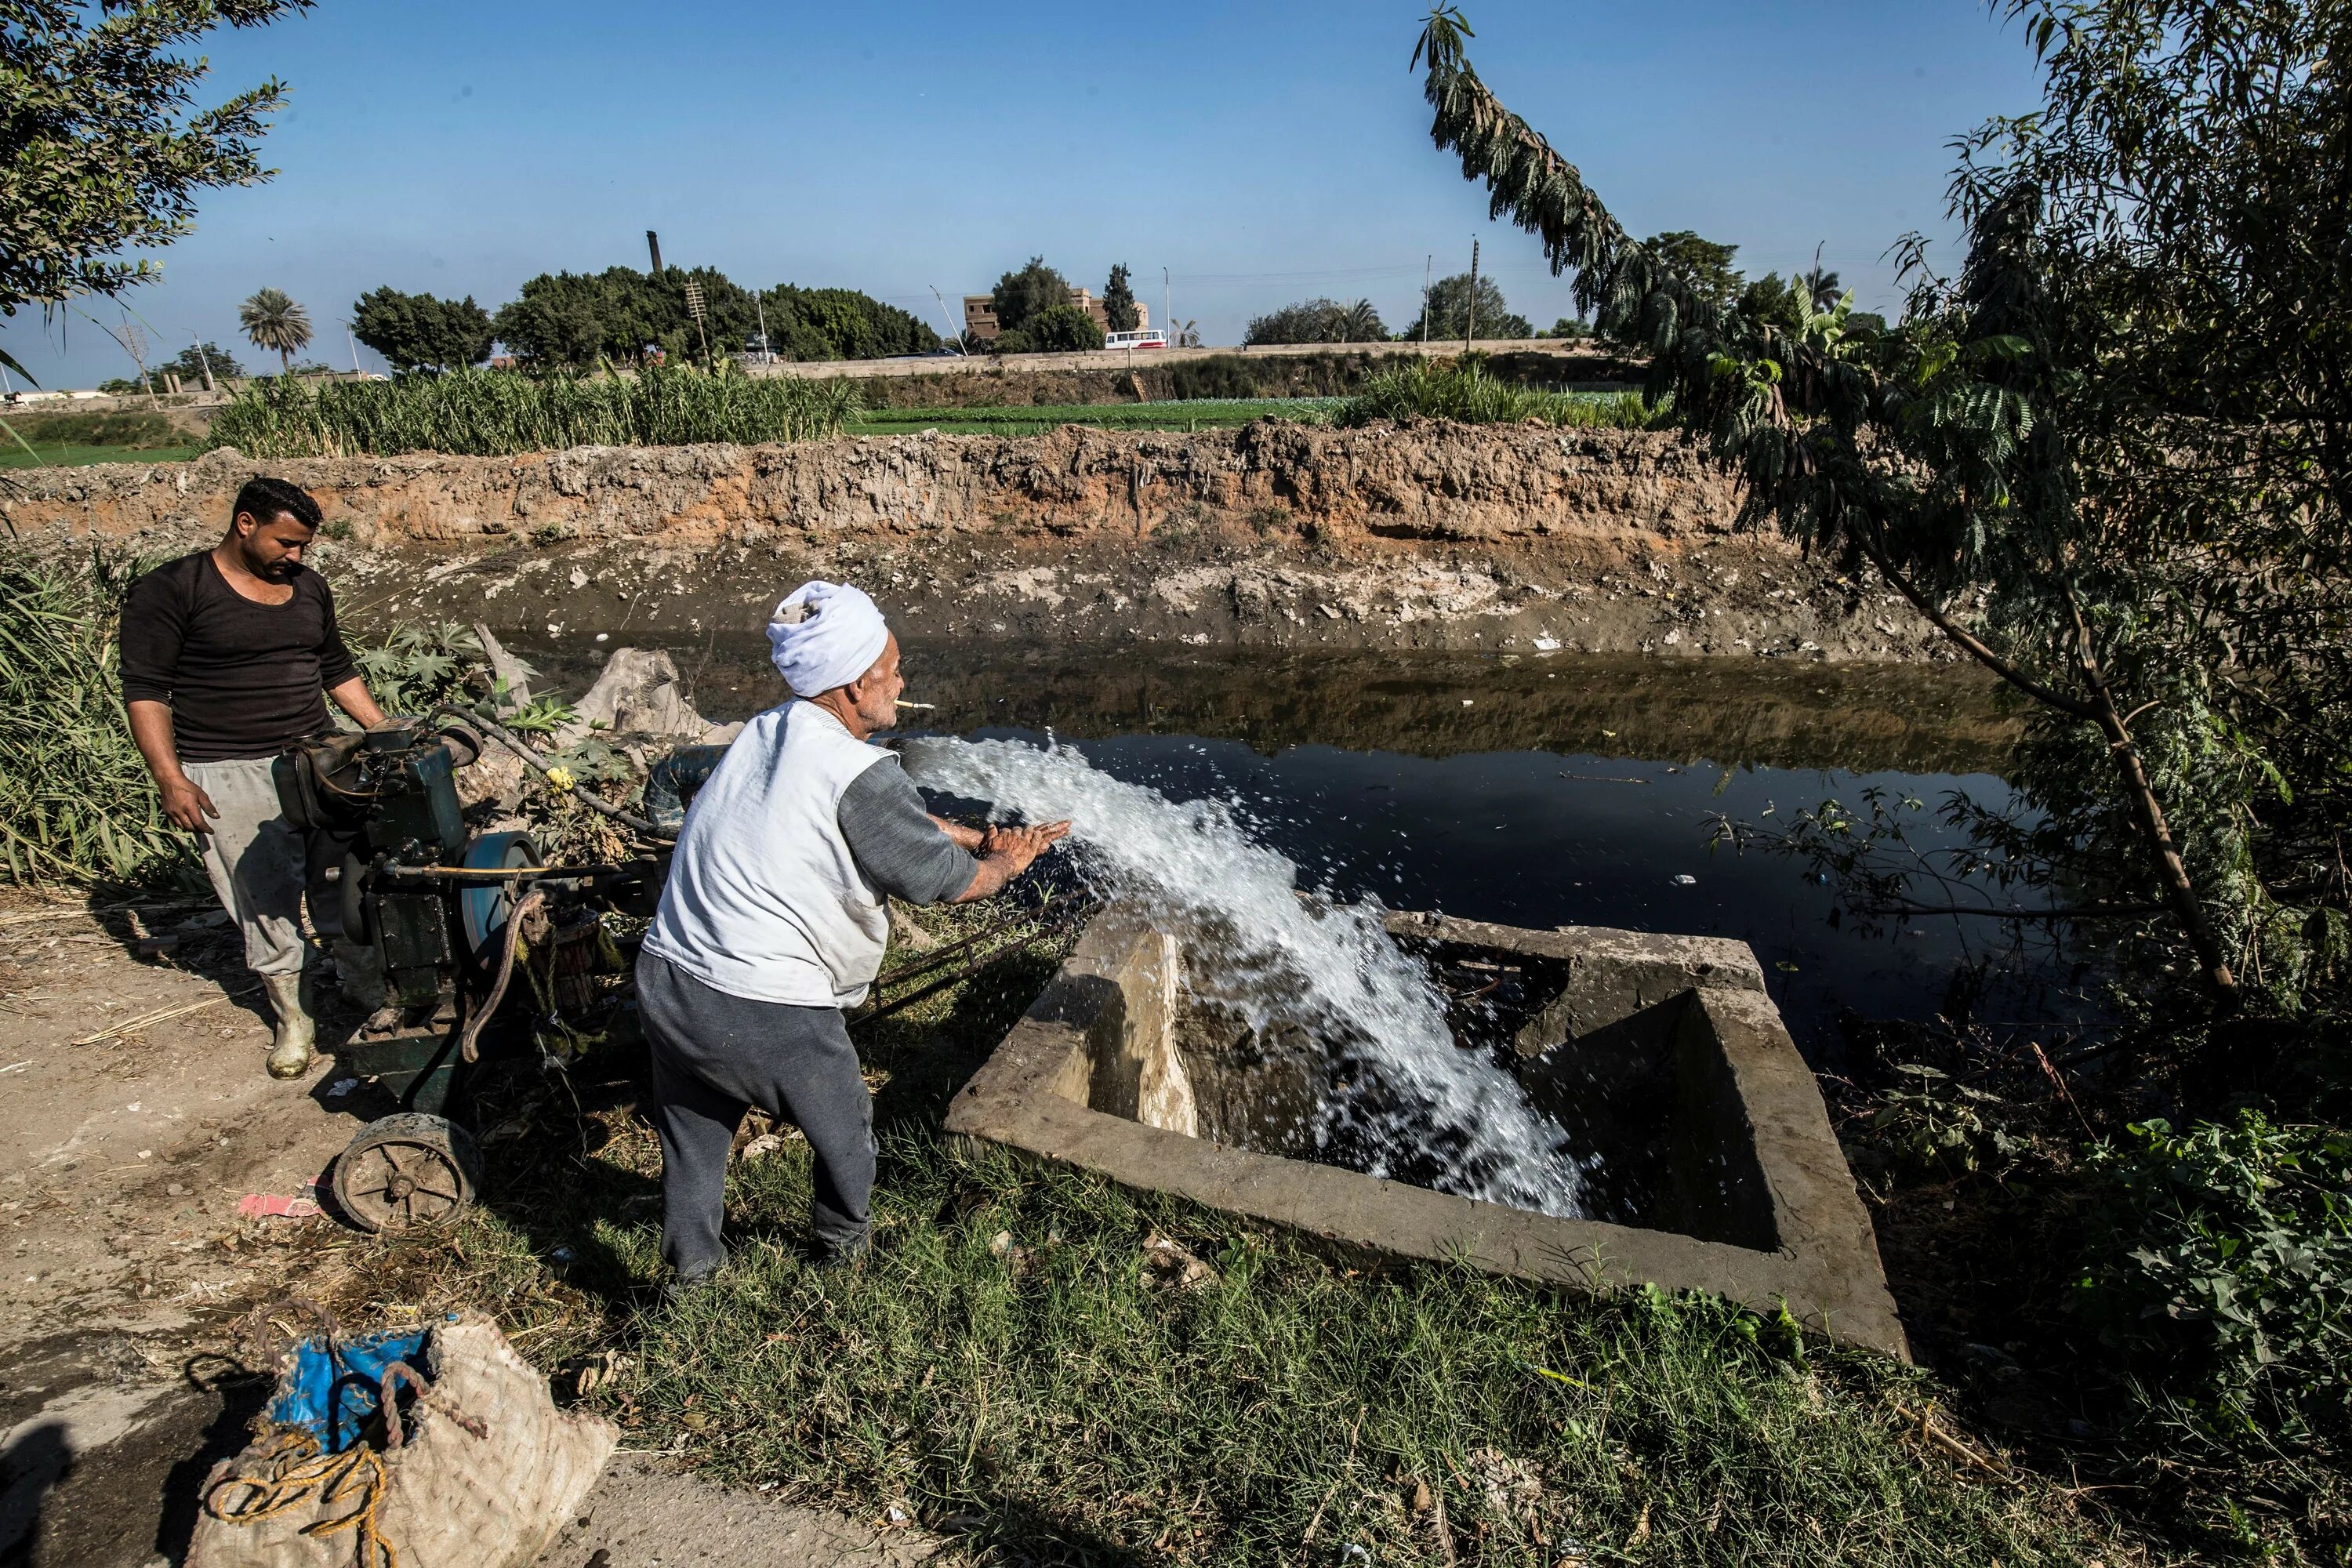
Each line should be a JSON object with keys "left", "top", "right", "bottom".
{"left": 1409, "top": 2, "right": 2352, "bottom": 1014}
{"left": 238, "top": 287, "right": 310, "bottom": 372}
{"left": 1645, "top": 231, "right": 1744, "bottom": 307}
{"left": 759, "top": 284, "right": 938, "bottom": 361}
{"left": 1534, "top": 315, "right": 1591, "bottom": 339}
{"left": 1737, "top": 273, "right": 1805, "bottom": 333}
{"left": 1103, "top": 263, "right": 1141, "bottom": 333}
{"left": 1403, "top": 273, "right": 1531, "bottom": 341}
{"left": 1245, "top": 298, "right": 1388, "bottom": 346}
{"left": 0, "top": 0, "right": 311, "bottom": 384}
{"left": 990, "top": 257, "right": 1072, "bottom": 337}
{"left": 350, "top": 287, "right": 495, "bottom": 373}
{"left": 162, "top": 339, "right": 244, "bottom": 386}
{"left": 996, "top": 303, "right": 1104, "bottom": 354}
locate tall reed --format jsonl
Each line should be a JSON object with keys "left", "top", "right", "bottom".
{"left": 0, "top": 546, "right": 198, "bottom": 888}
{"left": 206, "top": 362, "right": 864, "bottom": 459}
{"left": 1339, "top": 357, "right": 1657, "bottom": 430}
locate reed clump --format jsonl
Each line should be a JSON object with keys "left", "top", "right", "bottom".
{"left": 1339, "top": 356, "right": 1657, "bottom": 430}
{"left": 0, "top": 545, "right": 198, "bottom": 887}
{"left": 206, "top": 361, "right": 864, "bottom": 459}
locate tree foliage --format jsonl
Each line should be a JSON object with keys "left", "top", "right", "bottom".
{"left": 488, "top": 267, "right": 932, "bottom": 369}
{"left": 0, "top": 0, "right": 310, "bottom": 383}
{"left": 989, "top": 256, "right": 1073, "bottom": 338}
{"left": 1102, "top": 263, "right": 1140, "bottom": 333}
{"left": 1411, "top": 1, "right": 2352, "bottom": 1018}
{"left": 1403, "top": 272, "right": 1531, "bottom": 342}
{"left": 995, "top": 303, "right": 1103, "bottom": 355}
{"left": 238, "top": 285, "right": 310, "bottom": 371}
{"left": 350, "top": 286, "right": 494, "bottom": 374}
{"left": 1244, "top": 297, "right": 1387, "bottom": 346}
{"left": 162, "top": 339, "right": 243, "bottom": 383}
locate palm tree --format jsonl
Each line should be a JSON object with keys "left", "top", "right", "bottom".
{"left": 239, "top": 288, "right": 312, "bottom": 372}
{"left": 1334, "top": 298, "right": 1386, "bottom": 343}
{"left": 1801, "top": 265, "right": 1844, "bottom": 311}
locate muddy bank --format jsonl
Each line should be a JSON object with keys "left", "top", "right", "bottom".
{"left": 1, "top": 424, "right": 1956, "bottom": 659}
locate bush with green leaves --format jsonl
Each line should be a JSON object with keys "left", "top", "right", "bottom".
{"left": 1244, "top": 297, "right": 1386, "bottom": 346}
{"left": 2074, "top": 1111, "right": 2352, "bottom": 1446}
{"left": 993, "top": 303, "right": 1104, "bottom": 355}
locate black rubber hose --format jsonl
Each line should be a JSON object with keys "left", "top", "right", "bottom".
{"left": 437, "top": 704, "right": 670, "bottom": 841}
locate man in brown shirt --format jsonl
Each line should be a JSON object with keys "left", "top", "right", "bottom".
{"left": 120, "top": 477, "right": 388, "bottom": 1079}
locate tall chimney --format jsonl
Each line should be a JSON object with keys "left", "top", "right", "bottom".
{"left": 646, "top": 230, "right": 664, "bottom": 274}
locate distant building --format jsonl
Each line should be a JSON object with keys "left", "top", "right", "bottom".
{"left": 962, "top": 288, "right": 1148, "bottom": 342}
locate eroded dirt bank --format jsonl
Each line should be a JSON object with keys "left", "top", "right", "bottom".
{"left": 1, "top": 423, "right": 1955, "bottom": 659}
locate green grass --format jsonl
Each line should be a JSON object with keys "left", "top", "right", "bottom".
{"left": 1339, "top": 358, "right": 1660, "bottom": 430}
{"left": 321, "top": 915, "right": 2127, "bottom": 1568}
{"left": 204, "top": 362, "right": 863, "bottom": 459}
{"left": 844, "top": 397, "right": 1345, "bottom": 436}
{"left": 0, "top": 441, "right": 203, "bottom": 468}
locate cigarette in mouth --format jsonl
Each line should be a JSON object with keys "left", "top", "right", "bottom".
{"left": 895, "top": 699, "right": 936, "bottom": 710}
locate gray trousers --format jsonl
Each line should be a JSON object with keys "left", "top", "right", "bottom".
{"left": 183, "top": 756, "right": 373, "bottom": 993}
{"left": 637, "top": 951, "right": 875, "bottom": 1277}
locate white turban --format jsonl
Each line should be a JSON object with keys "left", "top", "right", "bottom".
{"left": 765, "top": 580, "right": 890, "bottom": 698}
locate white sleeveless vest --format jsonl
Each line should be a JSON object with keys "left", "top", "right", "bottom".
{"left": 643, "top": 701, "right": 894, "bottom": 1008}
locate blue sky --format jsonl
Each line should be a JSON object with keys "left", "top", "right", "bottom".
{"left": 3, "top": 1, "right": 2049, "bottom": 390}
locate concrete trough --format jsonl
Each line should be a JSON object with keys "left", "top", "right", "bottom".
{"left": 945, "top": 909, "right": 1910, "bottom": 1359}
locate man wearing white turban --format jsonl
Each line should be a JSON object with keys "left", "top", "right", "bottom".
{"left": 637, "top": 581, "right": 1069, "bottom": 1287}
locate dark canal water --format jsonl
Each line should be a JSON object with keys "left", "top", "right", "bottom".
{"left": 519, "top": 636, "right": 2048, "bottom": 1066}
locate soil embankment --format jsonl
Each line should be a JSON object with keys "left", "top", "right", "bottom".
{"left": 1, "top": 422, "right": 1955, "bottom": 659}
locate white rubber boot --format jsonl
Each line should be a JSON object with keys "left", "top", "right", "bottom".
{"left": 261, "top": 971, "right": 316, "bottom": 1080}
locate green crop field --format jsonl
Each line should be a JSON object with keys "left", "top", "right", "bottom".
{"left": 0, "top": 441, "right": 203, "bottom": 469}
{"left": 844, "top": 397, "right": 1345, "bottom": 436}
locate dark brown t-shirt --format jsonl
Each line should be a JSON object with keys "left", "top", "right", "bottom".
{"left": 118, "top": 551, "right": 359, "bottom": 762}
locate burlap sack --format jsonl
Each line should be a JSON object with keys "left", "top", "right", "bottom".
{"left": 189, "top": 1313, "right": 617, "bottom": 1568}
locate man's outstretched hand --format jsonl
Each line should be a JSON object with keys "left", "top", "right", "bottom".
{"left": 955, "top": 819, "right": 1073, "bottom": 903}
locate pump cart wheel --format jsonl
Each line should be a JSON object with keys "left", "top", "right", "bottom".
{"left": 331, "top": 1112, "right": 484, "bottom": 1233}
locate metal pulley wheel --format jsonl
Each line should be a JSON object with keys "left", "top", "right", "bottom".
{"left": 331, "top": 1112, "right": 484, "bottom": 1233}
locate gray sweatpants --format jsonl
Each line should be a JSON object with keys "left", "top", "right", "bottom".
{"left": 637, "top": 950, "right": 875, "bottom": 1278}
{"left": 183, "top": 756, "right": 372, "bottom": 989}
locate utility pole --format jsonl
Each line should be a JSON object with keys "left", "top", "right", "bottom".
{"left": 646, "top": 230, "right": 665, "bottom": 274}
{"left": 191, "top": 333, "right": 216, "bottom": 392}
{"left": 927, "top": 286, "right": 967, "bottom": 354}
{"left": 1465, "top": 238, "right": 1479, "bottom": 352}
{"left": 1162, "top": 267, "right": 1171, "bottom": 344}
{"left": 683, "top": 278, "right": 711, "bottom": 365}
{"left": 122, "top": 317, "right": 155, "bottom": 401}
{"left": 1421, "top": 254, "right": 1432, "bottom": 346}
{"left": 346, "top": 324, "right": 362, "bottom": 377}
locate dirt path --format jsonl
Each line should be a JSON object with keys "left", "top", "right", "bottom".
{"left": 0, "top": 891, "right": 921, "bottom": 1568}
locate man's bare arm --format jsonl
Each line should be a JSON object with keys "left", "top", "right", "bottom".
{"left": 950, "top": 821, "right": 1071, "bottom": 904}
{"left": 327, "top": 676, "right": 387, "bottom": 729}
{"left": 927, "top": 814, "right": 985, "bottom": 853}
{"left": 127, "top": 699, "right": 217, "bottom": 833}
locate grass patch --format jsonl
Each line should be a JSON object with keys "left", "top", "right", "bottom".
{"left": 0, "top": 441, "right": 204, "bottom": 469}
{"left": 317, "top": 906, "right": 2125, "bottom": 1568}
{"left": 1339, "top": 358, "right": 1658, "bottom": 430}
{"left": 205, "top": 362, "right": 862, "bottom": 459}
{"left": 844, "top": 397, "right": 1344, "bottom": 437}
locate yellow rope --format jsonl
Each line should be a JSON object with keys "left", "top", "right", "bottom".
{"left": 201, "top": 1427, "right": 401, "bottom": 1568}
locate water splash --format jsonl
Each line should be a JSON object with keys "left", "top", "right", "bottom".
{"left": 902, "top": 735, "right": 1584, "bottom": 1218}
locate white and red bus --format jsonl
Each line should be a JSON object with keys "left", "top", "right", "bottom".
{"left": 1105, "top": 329, "right": 1168, "bottom": 350}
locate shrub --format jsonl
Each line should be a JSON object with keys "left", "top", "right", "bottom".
{"left": 2073, "top": 1110, "right": 2352, "bottom": 1445}
{"left": 995, "top": 303, "right": 1104, "bottom": 355}
{"left": 1245, "top": 297, "right": 1385, "bottom": 346}
{"left": 1338, "top": 358, "right": 1654, "bottom": 429}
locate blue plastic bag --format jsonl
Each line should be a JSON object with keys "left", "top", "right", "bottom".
{"left": 265, "top": 1327, "right": 430, "bottom": 1454}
